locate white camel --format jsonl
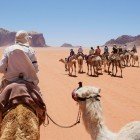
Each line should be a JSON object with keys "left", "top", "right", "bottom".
{"left": 72, "top": 85, "right": 140, "bottom": 140}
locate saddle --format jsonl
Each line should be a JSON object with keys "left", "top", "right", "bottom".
{"left": 77, "top": 53, "right": 84, "bottom": 59}
{"left": 0, "top": 79, "right": 46, "bottom": 125}
{"left": 110, "top": 54, "right": 120, "bottom": 60}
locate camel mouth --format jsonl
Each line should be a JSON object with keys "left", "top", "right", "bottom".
{"left": 72, "top": 89, "right": 79, "bottom": 101}
{"left": 72, "top": 89, "right": 86, "bottom": 102}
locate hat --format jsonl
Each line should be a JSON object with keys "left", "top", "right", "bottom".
{"left": 16, "top": 30, "right": 32, "bottom": 42}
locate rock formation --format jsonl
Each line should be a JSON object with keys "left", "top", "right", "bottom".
{"left": 0, "top": 28, "right": 47, "bottom": 47}
{"left": 105, "top": 35, "right": 140, "bottom": 47}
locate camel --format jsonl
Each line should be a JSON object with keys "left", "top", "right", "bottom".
{"left": 101, "top": 53, "right": 109, "bottom": 72}
{"left": 120, "top": 52, "right": 130, "bottom": 67}
{"left": 76, "top": 53, "right": 84, "bottom": 73}
{"left": 59, "top": 56, "right": 76, "bottom": 76}
{"left": 0, "top": 82, "right": 46, "bottom": 140}
{"left": 85, "top": 55, "right": 102, "bottom": 76}
{"left": 129, "top": 52, "right": 139, "bottom": 67}
{"left": 108, "top": 54, "right": 123, "bottom": 78}
{"left": 72, "top": 85, "right": 140, "bottom": 140}
{"left": 0, "top": 104, "right": 40, "bottom": 140}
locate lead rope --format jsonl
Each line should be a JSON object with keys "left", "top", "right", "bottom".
{"left": 43, "top": 106, "right": 81, "bottom": 128}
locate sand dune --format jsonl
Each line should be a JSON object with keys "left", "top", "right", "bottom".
{"left": 0, "top": 47, "right": 140, "bottom": 140}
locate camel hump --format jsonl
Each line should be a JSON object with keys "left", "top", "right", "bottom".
{"left": 0, "top": 81, "right": 46, "bottom": 125}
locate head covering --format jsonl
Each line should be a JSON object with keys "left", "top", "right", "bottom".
{"left": 15, "top": 30, "right": 32, "bottom": 44}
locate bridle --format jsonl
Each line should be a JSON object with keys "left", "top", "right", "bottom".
{"left": 43, "top": 82, "right": 101, "bottom": 128}
{"left": 77, "top": 94, "right": 101, "bottom": 102}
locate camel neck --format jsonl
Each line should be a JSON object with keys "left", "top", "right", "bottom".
{"left": 80, "top": 100, "right": 116, "bottom": 140}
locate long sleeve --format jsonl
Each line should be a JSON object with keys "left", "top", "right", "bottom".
{"left": 0, "top": 50, "right": 8, "bottom": 73}
{"left": 29, "top": 48, "right": 39, "bottom": 73}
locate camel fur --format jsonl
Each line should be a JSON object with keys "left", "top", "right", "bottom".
{"left": 0, "top": 104, "right": 40, "bottom": 140}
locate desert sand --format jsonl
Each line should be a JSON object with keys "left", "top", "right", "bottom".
{"left": 0, "top": 47, "right": 140, "bottom": 140}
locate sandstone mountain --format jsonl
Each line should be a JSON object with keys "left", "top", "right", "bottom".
{"left": 0, "top": 28, "right": 47, "bottom": 47}
{"left": 61, "top": 43, "right": 73, "bottom": 48}
{"left": 61, "top": 43, "right": 81, "bottom": 48}
{"left": 105, "top": 35, "right": 140, "bottom": 47}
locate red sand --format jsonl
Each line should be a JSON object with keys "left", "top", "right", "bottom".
{"left": 0, "top": 47, "right": 140, "bottom": 140}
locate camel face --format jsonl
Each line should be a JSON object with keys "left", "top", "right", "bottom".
{"left": 72, "top": 86, "right": 101, "bottom": 101}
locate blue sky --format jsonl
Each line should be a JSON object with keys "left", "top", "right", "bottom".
{"left": 0, "top": 0, "right": 140, "bottom": 47}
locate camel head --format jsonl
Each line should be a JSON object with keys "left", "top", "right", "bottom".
{"left": 72, "top": 83, "right": 101, "bottom": 102}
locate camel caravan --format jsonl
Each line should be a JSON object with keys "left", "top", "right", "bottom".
{"left": 59, "top": 45, "right": 139, "bottom": 77}
{"left": 72, "top": 82, "right": 140, "bottom": 140}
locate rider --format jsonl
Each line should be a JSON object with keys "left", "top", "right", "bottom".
{"left": 0, "top": 30, "right": 39, "bottom": 91}
{"left": 78, "top": 46, "right": 83, "bottom": 53}
{"left": 112, "top": 44, "right": 118, "bottom": 54}
{"left": 122, "top": 44, "right": 128, "bottom": 53}
{"left": 95, "top": 46, "right": 101, "bottom": 56}
{"left": 131, "top": 44, "right": 137, "bottom": 53}
{"left": 77, "top": 46, "right": 84, "bottom": 59}
{"left": 89, "top": 47, "right": 94, "bottom": 55}
{"left": 68, "top": 49, "right": 75, "bottom": 62}
{"left": 104, "top": 46, "right": 109, "bottom": 54}
{"left": 118, "top": 46, "right": 123, "bottom": 54}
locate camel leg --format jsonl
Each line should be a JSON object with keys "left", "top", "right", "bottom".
{"left": 119, "top": 62, "right": 123, "bottom": 78}
{"left": 115, "top": 63, "right": 118, "bottom": 76}
{"left": 90, "top": 65, "right": 92, "bottom": 76}
{"left": 74, "top": 63, "right": 76, "bottom": 76}
{"left": 112, "top": 63, "right": 114, "bottom": 76}
{"left": 87, "top": 64, "right": 89, "bottom": 75}
{"left": 108, "top": 62, "right": 111, "bottom": 75}
{"left": 71, "top": 67, "right": 73, "bottom": 75}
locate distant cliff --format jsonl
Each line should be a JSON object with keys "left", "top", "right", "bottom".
{"left": 60, "top": 43, "right": 81, "bottom": 48}
{"left": 0, "top": 28, "right": 47, "bottom": 47}
{"left": 105, "top": 35, "right": 140, "bottom": 47}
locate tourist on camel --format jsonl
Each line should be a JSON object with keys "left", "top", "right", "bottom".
{"left": 89, "top": 47, "right": 94, "bottom": 55}
{"left": 0, "top": 30, "right": 46, "bottom": 125}
{"left": 118, "top": 46, "right": 123, "bottom": 54}
{"left": 131, "top": 44, "right": 137, "bottom": 53}
{"left": 77, "top": 46, "right": 84, "bottom": 59}
{"left": 122, "top": 44, "right": 128, "bottom": 54}
{"left": 67, "top": 49, "right": 75, "bottom": 62}
{"left": 95, "top": 46, "right": 101, "bottom": 56}
{"left": 104, "top": 46, "right": 109, "bottom": 54}
{"left": 0, "top": 30, "right": 39, "bottom": 91}
{"left": 110, "top": 44, "right": 118, "bottom": 59}
{"left": 86, "top": 47, "right": 94, "bottom": 59}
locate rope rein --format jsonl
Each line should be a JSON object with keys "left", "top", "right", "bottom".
{"left": 43, "top": 107, "right": 81, "bottom": 128}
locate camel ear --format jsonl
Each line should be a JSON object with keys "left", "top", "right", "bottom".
{"left": 91, "top": 88, "right": 101, "bottom": 97}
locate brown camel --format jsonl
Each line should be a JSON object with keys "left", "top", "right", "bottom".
{"left": 0, "top": 104, "right": 40, "bottom": 140}
{"left": 120, "top": 52, "right": 130, "bottom": 67}
{"left": 108, "top": 54, "right": 123, "bottom": 77}
{"left": 101, "top": 53, "right": 109, "bottom": 72}
{"left": 85, "top": 55, "right": 102, "bottom": 76}
{"left": 0, "top": 82, "right": 46, "bottom": 140}
{"left": 76, "top": 53, "right": 84, "bottom": 73}
{"left": 129, "top": 52, "right": 139, "bottom": 67}
{"left": 59, "top": 56, "right": 76, "bottom": 76}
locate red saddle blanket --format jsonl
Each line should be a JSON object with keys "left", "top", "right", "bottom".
{"left": 0, "top": 80, "right": 46, "bottom": 125}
